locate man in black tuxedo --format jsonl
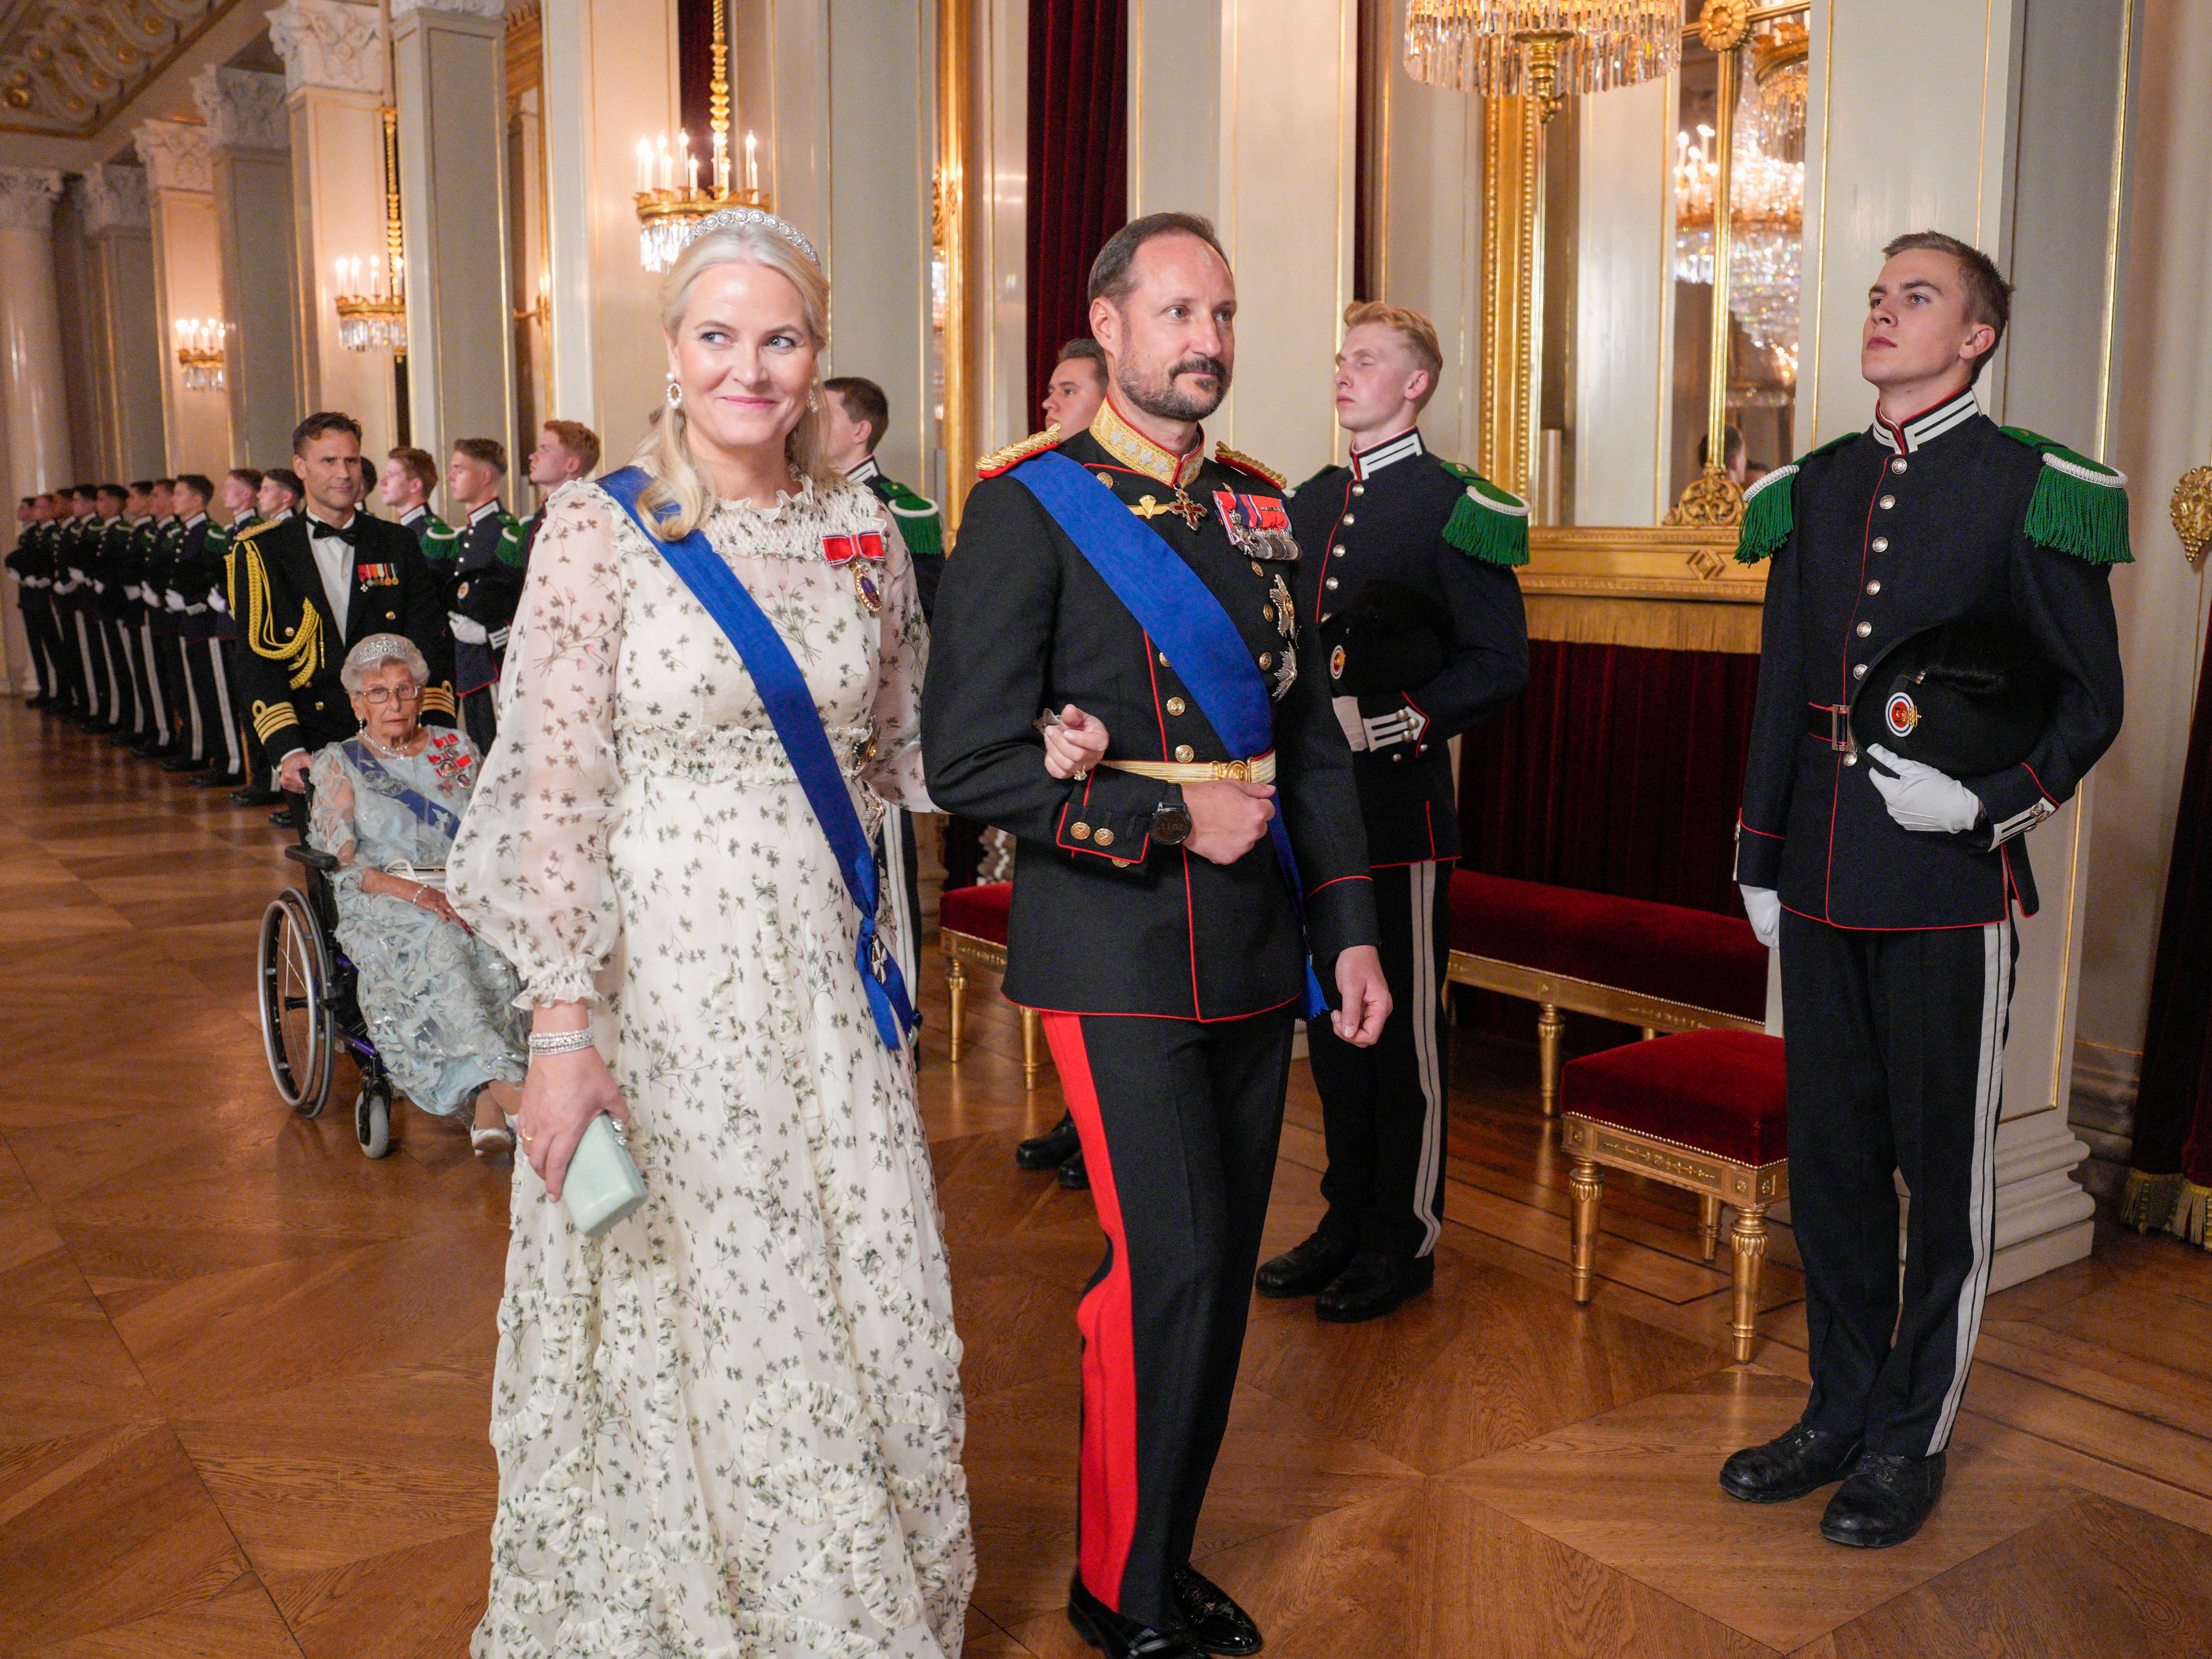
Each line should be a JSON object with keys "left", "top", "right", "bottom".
{"left": 229, "top": 412, "right": 456, "bottom": 828}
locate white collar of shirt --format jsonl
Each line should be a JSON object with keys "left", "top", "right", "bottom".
{"left": 305, "top": 508, "right": 357, "bottom": 632}
{"left": 1871, "top": 387, "right": 1981, "bottom": 454}
{"left": 1349, "top": 427, "right": 1425, "bottom": 480}
{"left": 847, "top": 454, "right": 883, "bottom": 485}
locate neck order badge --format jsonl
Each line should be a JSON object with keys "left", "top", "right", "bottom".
{"left": 597, "top": 466, "right": 916, "bottom": 1052}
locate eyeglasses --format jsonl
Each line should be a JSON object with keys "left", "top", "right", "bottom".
{"left": 360, "top": 685, "right": 424, "bottom": 706}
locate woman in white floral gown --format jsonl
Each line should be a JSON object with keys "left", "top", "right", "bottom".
{"left": 449, "top": 209, "right": 973, "bottom": 1657}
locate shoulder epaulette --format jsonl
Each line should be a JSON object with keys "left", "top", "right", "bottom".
{"left": 495, "top": 520, "right": 526, "bottom": 569}
{"left": 883, "top": 483, "right": 943, "bottom": 560}
{"left": 1437, "top": 460, "right": 1530, "bottom": 568}
{"left": 1214, "top": 445, "right": 1286, "bottom": 491}
{"left": 977, "top": 425, "right": 1064, "bottom": 480}
{"left": 1998, "top": 427, "right": 2133, "bottom": 565}
{"left": 1732, "top": 432, "right": 1856, "bottom": 564}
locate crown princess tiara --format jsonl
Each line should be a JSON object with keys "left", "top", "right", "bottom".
{"left": 681, "top": 207, "right": 820, "bottom": 268}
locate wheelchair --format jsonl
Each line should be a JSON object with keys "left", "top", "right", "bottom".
{"left": 256, "top": 821, "right": 397, "bottom": 1159}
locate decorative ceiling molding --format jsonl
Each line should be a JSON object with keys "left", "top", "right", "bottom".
{"left": 0, "top": 166, "right": 66, "bottom": 230}
{"left": 389, "top": 0, "right": 504, "bottom": 25}
{"left": 1, "top": 0, "right": 229, "bottom": 135}
{"left": 190, "top": 60, "right": 285, "bottom": 150}
{"left": 78, "top": 160, "right": 150, "bottom": 230}
{"left": 133, "top": 115, "right": 211, "bottom": 191}
{"left": 266, "top": 0, "right": 381, "bottom": 97}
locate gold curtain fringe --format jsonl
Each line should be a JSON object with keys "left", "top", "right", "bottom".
{"left": 2117, "top": 1169, "right": 2212, "bottom": 1250}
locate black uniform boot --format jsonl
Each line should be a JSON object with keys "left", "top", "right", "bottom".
{"left": 1017, "top": 1110, "right": 1081, "bottom": 1171}
{"left": 1820, "top": 1451, "right": 1945, "bottom": 1548}
{"left": 1314, "top": 1251, "right": 1433, "bottom": 1322}
{"left": 1171, "top": 1563, "right": 1262, "bottom": 1656}
{"left": 1254, "top": 1225, "right": 1358, "bottom": 1298}
{"left": 1066, "top": 1576, "right": 1206, "bottom": 1659}
{"left": 1719, "top": 1423, "right": 1864, "bottom": 1504}
{"left": 1057, "top": 1148, "right": 1091, "bottom": 1190}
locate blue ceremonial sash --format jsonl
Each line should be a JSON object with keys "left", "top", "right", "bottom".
{"left": 597, "top": 467, "right": 915, "bottom": 1052}
{"left": 341, "top": 738, "right": 464, "bottom": 843}
{"left": 1008, "top": 449, "right": 1328, "bottom": 1018}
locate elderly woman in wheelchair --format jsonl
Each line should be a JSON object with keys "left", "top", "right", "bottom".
{"left": 296, "top": 633, "right": 527, "bottom": 1155}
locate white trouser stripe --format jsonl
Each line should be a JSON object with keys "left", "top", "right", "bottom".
{"left": 207, "top": 642, "right": 242, "bottom": 773}
{"left": 140, "top": 622, "right": 169, "bottom": 731}
{"left": 1929, "top": 915, "right": 2011, "bottom": 1453}
{"left": 1410, "top": 860, "right": 1445, "bottom": 1256}
{"left": 179, "top": 641, "right": 205, "bottom": 757}
{"left": 74, "top": 615, "right": 97, "bottom": 709}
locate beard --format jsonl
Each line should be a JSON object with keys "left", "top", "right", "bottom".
{"left": 1116, "top": 352, "right": 1232, "bottom": 423}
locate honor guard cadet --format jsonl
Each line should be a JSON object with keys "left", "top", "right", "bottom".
{"left": 1721, "top": 233, "right": 2127, "bottom": 1548}
{"left": 135, "top": 480, "right": 184, "bottom": 760}
{"left": 1260, "top": 302, "right": 1532, "bottom": 1324}
{"left": 520, "top": 419, "right": 600, "bottom": 564}
{"left": 54, "top": 489, "right": 103, "bottom": 724}
{"left": 379, "top": 447, "right": 450, "bottom": 560}
{"left": 91, "top": 486, "right": 140, "bottom": 741}
{"left": 231, "top": 412, "right": 458, "bottom": 803}
{"left": 8, "top": 496, "right": 63, "bottom": 709}
{"left": 438, "top": 436, "right": 525, "bottom": 749}
{"left": 162, "top": 476, "right": 243, "bottom": 780}
{"left": 925, "top": 214, "right": 1390, "bottom": 1659}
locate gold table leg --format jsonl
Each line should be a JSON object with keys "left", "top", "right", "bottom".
{"left": 1569, "top": 1157, "right": 1604, "bottom": 1304}
{"left": 1537, "top": 1003, "right": 1565, "bottom": 1117}
{"left": 1700, "top": 1192, "right": 1721, "bottom": 1263}
{"left": 945, "top": 955, "right": 966, "bottom": 1062}
{"left": 1730, "top": 1201, "right": 1769, "bottom": 1362}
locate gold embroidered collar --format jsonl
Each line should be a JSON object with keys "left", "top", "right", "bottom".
{"left": 1091, "top": 398, "right": 1207, "bottom": 490}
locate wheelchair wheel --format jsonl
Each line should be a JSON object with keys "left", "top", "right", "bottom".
{"left": 354, "top": 1082, "right": 391, "bottom": 1160}
{"left": 258, "top": 889, "right": 334, "bottom": 1119}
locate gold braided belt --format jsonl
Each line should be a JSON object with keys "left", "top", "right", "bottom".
{"left": 1097, "top": 751, "right": 1276, "bottom": 785}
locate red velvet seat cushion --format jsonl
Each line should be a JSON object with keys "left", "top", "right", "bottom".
{"left": 1448, "top": 870, "right": 1767, "bottom": 1021}
{"left": 1562, "top": 1030, "right": 1788, "bottom": 1167}
{"left": 939, "top": 882, "right": 1013, "bottom": 946}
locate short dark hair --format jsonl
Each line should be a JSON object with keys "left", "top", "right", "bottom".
{"left": 1055, "top": 338, "right": 1107, "bottom": 378}
{"left": 155, "top": 477, "right": 176, "bottom": 491}
{"left": 264, "top": 468, "right": 304, "bottom": 500}
{"left": 823, "top": 377, "right": 889, "bottom": 451}
{"left": 453, "top": 436, "right": 507, "bottom": 475}
{"left": 292, "top": 410, "right": 363, "bottom": 454}
{"left": 97, "top": 485, "right": 127, "bottom": 507}
{"left": 1881, "top": 231, "right": 2015, "bottom": 384}
{"left": 1087, "top": 212, "right": 1230, "bottom": 307}
{"left": 175, "top": 473, "right": 215, "bottom": 501}
{"left": 541, "top": 419, "right": 601, "bottom": 474}
{"left": 228, "top": 466, "right": 264, "bottom": 491}
{"left": 1696, "top": 425, "right": 1746, "bottom": 467}
{"left": 129, "top": 480, "right": 155, "bottom": 496}
{"left": 386, "top": 446, "right": 438, "bottom": 493}
{"left": 71, "top": 485, "right": 96, "bottom": 501}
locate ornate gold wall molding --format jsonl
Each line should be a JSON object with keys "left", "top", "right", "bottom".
{"left": 1478, "top": 93, "right": 1540, "bottom": 499}
{"left": 1521, "top": 524, "right": 1764, "bottom": 652}
{"left": 934, "top": 0, "right": 974, "bottom": 526}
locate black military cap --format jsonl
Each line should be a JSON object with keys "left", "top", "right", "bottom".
{"left": 1317, "top": 579, "right": 1447, "bottom": 698}
{"left": 1851, "top": 619, "right": 2055, "bottom": 778}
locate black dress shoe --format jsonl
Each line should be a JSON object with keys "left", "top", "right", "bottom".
{"left": 1057, "top": 1148, "right": 1091, "bottom": 1190}
{"left": 268, "top": 806, "right": 305, "bottom": 831}
{"left": 1820, "top": 1451, "right": 1945, "bottom": 1548}
{"left": 232, "top": 784, "right": 283, "bottom": 806}
{"left": 1254, "top": 1226, "right": 1359, "bottom": 1299}
{"left": 1067, "top": 1575, "right": 1206, "bottom": 1658}
{"left": 1315, "top": 1251, "right": 1434, "bottom": 1323}
{"left": 1017, "top": 1110, "right": 1081, "bottom": 1170}
{"left": 1172, "top": 1563, "right": 1261, "bottom": 1656}
{"left": 193, "top": 770, "right": 246, "bottom": 789}
{"left": 1718, "top": 1423, "right": 1864, "bottom": 1504}
{"left": 159, "top": 754, "right": 210, "bottom": 773}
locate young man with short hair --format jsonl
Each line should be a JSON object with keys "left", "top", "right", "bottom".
{"left": 379, "top": 447, "right": 448, "bottom": 558}
{"left": 91, "top": 485, "right": 144, "bottom": 743}
{"left": 7, "top": 494, "right": 62, "bottom": 707}
{"left": 257, "top": 469, "right": 303, "bottom": 524}
{"left": 54, "top": 488, "right": 104, "bottom": 724}
{"left": 156, "top": 474, "right": 231, "bottom": 775}
{"left": 1042, "top": 337, "right": 1109, "bottom": 436}
{"left": 1724, "top": 232, "right": 2128, "bottom": 1547}
{"left": 436, "top": 436, "right": 524, "bottom": 749}
{"left": 204, "top": 469, "right": 267, "bottom": 793}
{"left": 520, "top": 419, "right": 600, "bottom": 562}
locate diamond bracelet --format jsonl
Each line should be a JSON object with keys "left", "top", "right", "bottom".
{"left": 527, "top": 1028, "right": 598, "bottom": 1057}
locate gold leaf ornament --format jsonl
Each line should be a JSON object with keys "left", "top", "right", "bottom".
{"left": 2171, "top": 465, "right": 2212, "bottom": 571}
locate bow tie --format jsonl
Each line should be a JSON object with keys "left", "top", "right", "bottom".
{"left": 310, "top": 518, "right": 358, "bottom": 545}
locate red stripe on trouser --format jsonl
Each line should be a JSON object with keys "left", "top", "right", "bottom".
{"left": 1041, "top": 1011, "right": 1139, "bottom": 1612}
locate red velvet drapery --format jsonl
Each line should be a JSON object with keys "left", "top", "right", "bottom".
{"left": 1025, "top": 0, "right": 1128, "bottom": 419}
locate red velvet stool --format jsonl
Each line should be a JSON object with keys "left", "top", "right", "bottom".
{"left": 1560, "top": 1029, "right": 1789, "bottom": 1362}
{"left": 938, "top": 882, "right": 1044, "bottom": 1087}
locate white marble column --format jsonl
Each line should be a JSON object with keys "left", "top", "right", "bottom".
{"left": 194, "top": 64, "right": 305, "bottom": 467}
{"left": 0, "top": 168, "right": 73, "bottom": 692}
{"left": 269, "top": 0, "right": 403, "bottom": 450}
{"left": 134, "top": 121, "right": 231, "bottom": 473}
{"left": 393, "top": 0, "right": 514, "bottom": 465}
{"left": 78, "top": 165, "right": 168, "bottom": 481}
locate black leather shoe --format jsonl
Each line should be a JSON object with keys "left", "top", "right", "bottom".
{"left": 1057, "top": 1148, "right": 1090, "bottom": 1190}
{"left": 1017, "top": 1111, "right": 1081, "bottom": 1171}
{"left": 159, "top": 754, "right": 210, "bottom": 773}
{"left": 1172, "top": 1563, "right": 1261, "bottom": 1655}
{"left": 268, "top": 806, "right": 305, "bottom": 831}
{"left": 1719, "top": 1423, "right": 1864, "bottom": 1504}
{"left": 1067, "top": 1575, "right": 1206, "bottom": 1658}
{"left": 132, "top": 740, "right": 174, "bottom": 758}
{"left": 192, "top": 770, "right": 246, "bottom": 789}
{"left": 1315, "top": 1251, "right": 1434, "bottom": 1322}
{"left": 232, "top": 784, "right": 283, "bottom": 806}
{"left": 1255, "top": 1226, "right": 1360, "bottom": 1299}
{"left": 1820, "top": 1450, "right": 1945, "bottom": 1548}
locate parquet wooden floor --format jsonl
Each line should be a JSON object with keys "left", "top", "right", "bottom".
{"left": 3, "top": 700, "right": 2211, "bottom": 1657}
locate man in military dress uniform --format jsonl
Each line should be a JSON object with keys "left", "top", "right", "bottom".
{"left": 8, "top": 496, "right": 62, "bottom": 707}
{"left": 53, "top": 488, "right": 104, "bottom": 724}
{"left": 520, "top": 420, "right": 600, "bottom": 564}
{"left": 434, "top": 437, "right": 524, "bottom": 749}
{"left": 1258, "top": 301, "right": 1532, "bottom": 1323}
{"left": 132, "top": 480, "right": 184, "bottom": 760}
{"left": 926, "top": 213, "right": 1389, "bottom": 1659}
{"left": 1722, "top": 233, "right": 2127, "bottom": 1547}
{"left": 159, "top": 476, "right": 236, "bottom": 777}
{"left": 207, "top": 469, "right": 269, "bottom": 795}
{"left": 378, "top": 447, "right": 448, "bottom": 560}
{"left": 231, "top": 412, "right": 457, "bottom": 807}
{"left": 89, "top": 486, "right": 142, "bottom": 740}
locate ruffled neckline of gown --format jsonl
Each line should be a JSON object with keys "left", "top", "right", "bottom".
{"left": 592, "top": 473, "right": 876, "bottom": 562}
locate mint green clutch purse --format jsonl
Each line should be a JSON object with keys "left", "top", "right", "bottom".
{"left": 564, "top": 1113, "right": 647, "bottom": 1237}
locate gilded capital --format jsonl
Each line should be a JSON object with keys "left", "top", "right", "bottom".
{"left": 267, "top": 0, "right": 386, "bottom": 96}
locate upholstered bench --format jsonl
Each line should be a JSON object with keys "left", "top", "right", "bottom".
{"left": 1560, "top": 1030, "right": 1789, "bottom": 1362}
{"left": 1445, "top": 870, "right": 1769, "bottom": 1115}
{"left": 938, "top": 882, "right": 1045, "bottom": 1087}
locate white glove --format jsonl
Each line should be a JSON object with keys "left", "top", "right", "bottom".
{"left": 1866, "top": 744, "right": 1983, "bottom": 835}
{"left": 448, "top": 611, "right": 490, "bottom": 645}
{"left": 1332, "top": 696, "right": 1369, "bottom": 751}
{"left": 165, "top": 590, "right": 187, "bottom": 612}
{"left": 1740, "top": 884, "right": 1781, "bottom": 949}
{"left": 1360, "top": 701, "right": 1429, "bottom": 755}
{"left": 207, "top": 591, "right": 229, "bottom": 614}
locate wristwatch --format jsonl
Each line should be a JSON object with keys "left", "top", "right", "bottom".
{"left": 1150, "top": 794, "right": 1193, "bottom": 846}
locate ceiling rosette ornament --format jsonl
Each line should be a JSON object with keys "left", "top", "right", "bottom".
{"left": 1, "top": 0, "right": 225, "bottom": 134}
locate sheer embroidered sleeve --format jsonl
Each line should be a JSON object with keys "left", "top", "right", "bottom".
{"left": 449, "top": 483, "right": 627, "bottom": 1006}
{"left": 306, "top": 745, "right": 364, "bottom": 892}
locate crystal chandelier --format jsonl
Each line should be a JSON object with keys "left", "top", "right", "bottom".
{"left": 635, "top": 0, "right": 769, "bottom": 272}
{"left": 1403, "top": 0, "right": 1682, "bottom": 118}
{"left": 174, "top": 318, "right": 226, "bottom": 393}
{"left": 1674, "top": 103, "right": 1804, "bottom": 384}
{"left": 334, "top": 107, "right": 408, "bottom": 354}
{"left": 1745, "top": 18, "right": 1809, "bottom": 160}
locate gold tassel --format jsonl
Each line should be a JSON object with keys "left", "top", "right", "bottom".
{"left": 2118, "top": 1168, "right": 2183, "bottom": 1233}
{"left": 2166, "top": 1179, "right": 2212, "bottom": 1248}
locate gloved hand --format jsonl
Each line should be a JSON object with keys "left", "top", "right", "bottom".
{"left": 449, "top": 611, "right": 490, "bottom": 645}
{"left": 1739, "top": 884, "right": 1781, "bottom": 949}
{"left": 1865, "top": 744, "right": 1983, "bottom": 835}
{"left": 207, "top": 591, "right": 229, "bottom": 614}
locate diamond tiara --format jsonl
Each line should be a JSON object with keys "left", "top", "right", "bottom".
{"left": 680, "top": 207, "right": 821, "bottom": 269}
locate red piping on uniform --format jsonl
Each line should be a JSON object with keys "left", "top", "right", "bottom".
{"left": 1425, "top": 799, "right": 1437, "bottom": 860}
{"left": 1042, "top": 1013, "right": 1141, "bottom": 1612}
{"left": 1826, "top": 455, "right": 1888, "bottom": 920}
{"left": 1143, "top": 630, "right": 1170, "bottom": 758}
{"left": 1314, "top": 481, "right": 1353, "bottom": 624}
{"left": 2020, "top": 761, "right": 2058, "bottom": 806}
{"left": 1779, "top": 900, "right": 2008, "bottom": 932}
{"left": 1305, "top": 873, "right": 1372, "bottom": 897}
{"left": 1739, "top": 819, "right": 1784, "bottom": 841}
{"left": 1403, "top": 692, "right": 1431, "bottom": 754}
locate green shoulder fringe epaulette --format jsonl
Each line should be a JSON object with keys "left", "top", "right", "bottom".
{"left": 1999, "top": 427, "right": 2134, "bottom": 565}
{"left": 495, "top": 514, "right": 526, "bottom": 569}
{"left": 1733, "top": 431, "right": 1857, "bottom": 564}
{"left": 884, "top": 482, "right": 943, "bottom": 560}
{"left": 1438, "top": 460, "right": 1530, "bottom": 568}
{"left": 422, "top": 521, "right": 460, "bottom": 557}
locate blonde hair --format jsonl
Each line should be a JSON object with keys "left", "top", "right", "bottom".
{"left": 632, "top": 216, "right": 835, "bottom": 540}
{"left": 1343, "top": 300, "right": 1445, "bottom": 411}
